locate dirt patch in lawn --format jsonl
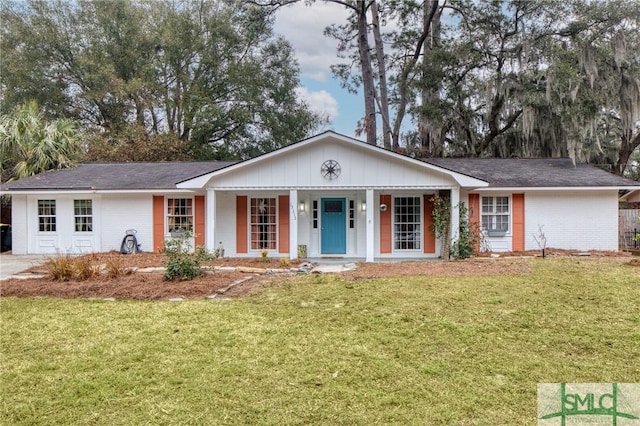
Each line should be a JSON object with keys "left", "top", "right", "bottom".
{"left": 0, "top": 250, "right": 630, "bottom": 300}
{"left": 626, "top": 258, "right": 640, "bottom": 267}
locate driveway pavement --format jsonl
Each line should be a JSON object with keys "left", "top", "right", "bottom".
{"left": 0, "top": 254, "right": 48, "bottom": 280}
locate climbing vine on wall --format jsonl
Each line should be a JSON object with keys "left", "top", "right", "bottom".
{"left": 431, "top": 192, "right": 480, "bottom": 260}
{"left": 431, "top": 192, "right": 451, "bottom": 259}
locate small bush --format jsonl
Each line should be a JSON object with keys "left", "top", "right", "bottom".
{"left": 280, "top": 257, "right": 290, "bottom": 267}
{"left": 46, "top": 254, "right": 75, "bottom": 281}
{"left": 260, "top": 250, "right": 269, "bottom": 263}
{"left": 165, "top": 256, "right": 202, "bottom": 281}
{"left": 195, "top": 246, "right": 215, "bottom": 262}
{"left": 163, "top": 232, "right": 203, "bottom": 281}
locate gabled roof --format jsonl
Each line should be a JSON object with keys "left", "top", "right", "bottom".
{"left": 176, "top": 131, "right": 489, "bottom": 189}
{"left": 424, "top": 157, "right": 640, "bottom": 188}
{"left": 0, "top": 161, "right": 234, "bottom": 191}
{"left": 1, "top": 132, "right": 638, "bottom": 192}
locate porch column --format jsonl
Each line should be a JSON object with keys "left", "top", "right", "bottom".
{"left": 366, "top": 189, "right": 375, "bottom": 262}
{"left": 289, "top": 189, "right": 298, "bottom": 260}
{"left": 450, "top": 187, "right": 460, "bottom": 249}
{"left": 206, "top": 188, "right": 216, "bottom": 251}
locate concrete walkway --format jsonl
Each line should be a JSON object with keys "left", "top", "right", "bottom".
{"left": 0, "top": 254, "right": 48, "bottom": 280}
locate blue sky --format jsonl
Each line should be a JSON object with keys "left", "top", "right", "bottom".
{"left": 274, "top": 2, "right": 363, "bottom": 138}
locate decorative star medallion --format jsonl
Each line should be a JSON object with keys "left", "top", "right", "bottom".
{"left": 321, "top": 160, "right": 341, "bottom": 180}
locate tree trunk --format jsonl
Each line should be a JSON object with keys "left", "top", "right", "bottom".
{"left": 616, "top": 131, "right": 640, "bottom": 175}
{"left": 419, "top": 0, "right": 442, "bottom": 157}
{"left": 370, "top": 1, "right": 391, "bottom": 149}
{"left": 356, "top": 1, "right": 377, "bottom": 145}
{"left": 391, "top": 0, "right": 439, "bottom": 151}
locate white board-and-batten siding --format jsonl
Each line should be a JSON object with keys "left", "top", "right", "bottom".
{"left": 209, "top": 140, "right": 457, "bottom": 189}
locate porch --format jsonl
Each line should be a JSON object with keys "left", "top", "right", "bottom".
{"left": 203, "top": 188, "right": 462, "bottom": 262}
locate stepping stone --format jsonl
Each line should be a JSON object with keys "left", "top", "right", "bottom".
{"left": 237, "top": 266, "right": 266, "bottom": 273}
{"left": 137, "top": 267, "right": 165, "bottom": 273}
{"left": 215, "top": 266, "right": 237, "bottom": 272}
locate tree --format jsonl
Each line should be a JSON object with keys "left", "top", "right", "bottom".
{"left": 323, "top": 0, "right": 378, "bottom": 145}
{"left": 0, "top": 101, "right": 82, "bottom": 182}
{"left": 82, "top": 126, "right": 190, "bottom": 163}
{"left": 317, "top": 0, "right": 639, "bottom": 175}
{"left": 1, "top": 0, "right": 321, "bottom": 160}
{"left": 537, "top": 0, "right": 640, "bottom": 175}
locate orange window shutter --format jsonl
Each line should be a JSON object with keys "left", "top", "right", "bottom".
{"left": 236, "top": 196, "right": 248, "bottom": 254}
{"left": 468, "top": 194, "right": 480, "bottom": 226}
{"left": 194, "top": 195, "right": 205, "bottom": 247}
{"left": 380, "top": 194, "right": 392, "bottom": 254}
{"left": 512, "top": 193, "right": 525, "bottom": 251}
{"left": 423, "top": 195, "right": 436, "bottom": 254}
{"left": 152, "top": 195, "right": 165, "bottom": 252}
{"left": 278, "top": 195, "right": 290, "bottom": 254}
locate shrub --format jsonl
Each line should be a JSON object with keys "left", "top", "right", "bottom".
{"left": 165, "top": 256, "right": 202, "bottom": 281}
{"left": 46, "top": 253, "right": 75, "bottom": 281}
{"left": 195, "top": 246, "right": 215, "bottom": 262}
{"left": 260, "top": 249, "right": 269, "bottom": 263}
{"left": 280, "top": 257, "right": 290, "bottom": 267}
{"left": 163, "top": 232, "right": 203, "bottom": 281}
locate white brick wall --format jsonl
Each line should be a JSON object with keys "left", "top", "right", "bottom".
{"left": 9, "top": 195, "right": 28, "bottom": 255}
{"left": 100, "top": 194, "right": 153, "bottom": 252}
{"left": 524, "top": 190, "right": 619, "bottom": 251}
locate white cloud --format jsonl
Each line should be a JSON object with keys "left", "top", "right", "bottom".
{"left": 295, "top": 87, "right": 339, "bottom": 122}
{"left": 274, "top": 2, "right": 351, "bottom": 82}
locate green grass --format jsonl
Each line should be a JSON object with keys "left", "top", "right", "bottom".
{"left": 1, "top": 258, "right": 639, "bottom": 425}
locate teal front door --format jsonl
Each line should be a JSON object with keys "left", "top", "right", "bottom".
{"left": 321, "top": 198, "right": 347, "bottom": 254}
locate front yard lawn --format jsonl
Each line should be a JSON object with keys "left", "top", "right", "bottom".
{"left": 1, "top": 258, "right": 639, "bottom": 425}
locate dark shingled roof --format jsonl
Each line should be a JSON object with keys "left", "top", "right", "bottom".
{"left": 0, "top": 161, "right": 235, "bottom": 191}
{"left": 1, "top": 158, "right": 638, "bottom": 191}
{"left": 423, "top": 157, "right": 640, "bottom": 187}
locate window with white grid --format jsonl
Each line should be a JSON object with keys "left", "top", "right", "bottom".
{"left": 394, "top": 197, "right": 421, "bottom": 250}
{"left": 250, "top": 198, "right": 277, "bottom": 250}
{"left": 481, "top": 196, "right": 510, "bottom": 232}
{"left": 74, "top": 200, "right": 93, "bottom": 232}
{"left": 38, "top": 200, "right": 56, "bottom": 232}
{"left": 167, "top": 198, "right": 193, "bottom": 233}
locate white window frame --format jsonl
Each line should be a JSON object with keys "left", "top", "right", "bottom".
{"left": 37, "top": 199, "right": 56, "bottom": 233}
{"left": 167, "top": 198, "right": 194, "bottom": 234}
{"left": 74, "top": 199, "right": 93, "bottom": 232}
{"left": 481, "top": 195, "right": 510, "bottom": 235}
{"left": 250, "top": 197, "right": 277, "bottom": 251}
{"left": 393, "top": 196, "right": 422, "bottom": 251}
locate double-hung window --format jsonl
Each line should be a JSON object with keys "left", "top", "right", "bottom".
{"left": 481, "top": 196, "right": 510, "bottom": 233}
{"left": 74, "top": 200, "right": 93, "bottom": 232}
{"left": 38, "top": 200, "right": 56, "bottom": 232}
{"left": 394, "top": 196, "right": 421, "bottom": 250}
{"left": 250, "top": 198, "right": 277, "bottom": 250}
{"left": 167, "top": 198, "right": 193, "bottom": 233}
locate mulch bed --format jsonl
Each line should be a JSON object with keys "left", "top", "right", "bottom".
{"left": 1, "top": 250, "right": 633, "bottom": 300}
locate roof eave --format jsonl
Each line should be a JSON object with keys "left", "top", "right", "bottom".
{"left": 473, "top": 186, "right": 639, "bottom": 191}
{"left": 0, "top": 188, "right": 198, "bottom": 195}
